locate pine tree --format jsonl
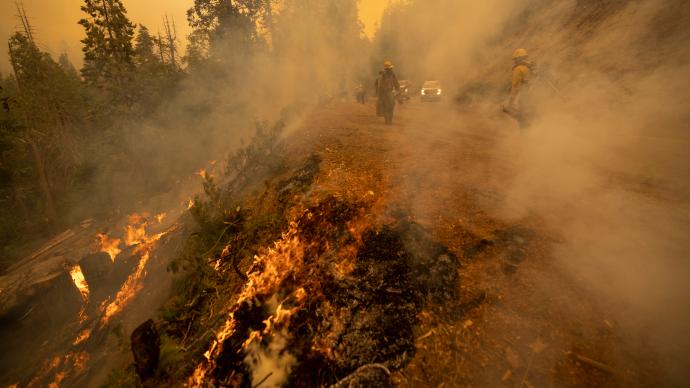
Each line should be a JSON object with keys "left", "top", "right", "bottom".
{"left": 58, "top": 53, "right": 77, "bottom": 74}
{"left": 134, "top": 24, "right": 158, "bottom": 66}
{"left": 187, "top": 0, "right": 265, "bottom": 58}
{"left": 79, "top": 0, "right": 136, "bottom": 87}
{"left": 8, "top": 32, "right": 88, "bottom": 224}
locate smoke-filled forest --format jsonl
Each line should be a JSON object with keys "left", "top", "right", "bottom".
{"left": 1, "top": 0, "right": 690, "bottom": 387}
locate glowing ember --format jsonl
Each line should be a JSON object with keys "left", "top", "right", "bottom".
{"left": 96, "top": 233, "right": 122, "bottom": 262}
{"left": 78, "top": 307, "right": 88, "bottom": 324}
{"left": 71, "top": 352, "right": 90, "bottom": 373}
{"left": 68, "top": 264, "right": 90, "bottom": 302}
{"left": 101, "top": 252, "right": 150, "bottom": 324}
{"left": 48, "top": 371, "right": 65, "bottom": 388}
{"left": 72, "top": 328, "right": 92, "bottom": 346}
{"left": 197, "top": 168, "right": 207, "bottom": 179}
{"left": 189, "top": 365, "right": 207, "bottom": 386}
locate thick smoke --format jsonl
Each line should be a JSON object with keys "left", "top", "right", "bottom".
{"left": 494, "top": 1, "right": 690, "bottom": 380}
{"left": 376, "top": 0, "right": 690, "bottom": 383}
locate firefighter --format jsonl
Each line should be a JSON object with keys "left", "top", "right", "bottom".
{"left": 377, "top": 61, "right": 400, "bottom": 125}
{"left": 356, "top": 83, "right": 366, "bottom": 104}
{"left": 505, "top": 48, "right": 535, "bottom": 128}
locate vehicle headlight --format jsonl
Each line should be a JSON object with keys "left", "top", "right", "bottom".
{"left": 437, "top": 89, "right": 442, "bottom": 95}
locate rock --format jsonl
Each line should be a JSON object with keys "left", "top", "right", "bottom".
{"left": 131, "top": 319, "right": 160, "bottom": 381}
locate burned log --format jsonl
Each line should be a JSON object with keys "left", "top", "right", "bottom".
{"left": 78, "top": 252, "right": 114, "bottom": 303}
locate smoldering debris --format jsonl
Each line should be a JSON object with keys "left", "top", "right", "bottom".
{"left": 195, "top": 195, "right": 462, "bottom": 387}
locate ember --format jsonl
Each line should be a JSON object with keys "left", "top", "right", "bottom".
{"left": 155, "top": 212, "right": 167, "bottom": 223}
{"left": 72, "top": 328, "right": 92, "bottom": 346}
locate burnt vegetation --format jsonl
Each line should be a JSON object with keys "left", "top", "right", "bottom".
{"left": 96, "top": 105, "right": 466, "bottom": 386}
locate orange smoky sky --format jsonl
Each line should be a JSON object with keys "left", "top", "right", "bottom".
{"left": 0, "top": 0, "right": 391, "bottom": 74}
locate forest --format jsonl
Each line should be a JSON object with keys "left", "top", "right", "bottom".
{"left": 0, "top": 0, "right": 368, "bottom": 269}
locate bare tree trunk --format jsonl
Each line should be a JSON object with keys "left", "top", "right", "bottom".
{"left": 15, "top": 1, "right": 35, "bottom": 43}
{"left": 156, "top": 32, "right": 166, "bottom": 64}
{"left": 163, "top": 15, "right": 178, "bottom": 70}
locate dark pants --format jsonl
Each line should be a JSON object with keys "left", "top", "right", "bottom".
{"left": 380, "top": 93, "right": 396, "bottom": 124}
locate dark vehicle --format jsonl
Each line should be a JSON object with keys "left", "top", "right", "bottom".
{"left": 397, "top": 80, "right": 411, "bottom": 103}
{"left": 421, "top": 80, "right": 442, "bottom": 102}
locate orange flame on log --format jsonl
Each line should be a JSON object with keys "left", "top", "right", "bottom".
{"left": 68, "top": 264, "right": 89, "bottom": 302}
{"left": 96, "top": 233, "right": 122, "bottom": 262}
{"left": 101, "top": 252, "right": 150, "bottom": 324}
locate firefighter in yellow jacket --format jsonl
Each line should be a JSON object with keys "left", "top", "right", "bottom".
{"left": 505, "top": 48, "right": 535, "bottom": 128}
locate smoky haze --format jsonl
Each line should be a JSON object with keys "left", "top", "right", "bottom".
{"left": 374, "top": 0, "right": 690, "bottom": 383}
{"left": 3, "top": 0, "right": 690, "bottom": 385}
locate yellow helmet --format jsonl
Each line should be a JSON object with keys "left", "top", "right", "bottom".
{"left": 513, "top": 48, "right": 528, "bottom": 59}
{"left": 383, "top": 60, "right": 394, "bottom": 69}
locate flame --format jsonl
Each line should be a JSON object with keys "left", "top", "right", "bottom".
{"left": 155, "top": 212, "right": 167, "bottom": 223}
{"left": 189, "top": 223, "right": 304, "bottom": 385}
{"left": 96, "top": 233, "right": 121, "bottom": 262}
{"left": 238, "top": 222, "right": 304, "bottom": 304}
{"left": 187, "top": 198, "right": 195, "bottom": 209}
{"left": 197, "top": 168, "right": 207, "bottom": 179}
{"left": 101, "top": 252, "right": 150, "bottom": 324}
{"left": 68, "top": 264, "right": 89, "bottom": 302}
{"left": 125, "top": 217, "right": 148, "bottom": 246}
{"left": 99, "top": 215, "right": 173, "bottom": 325}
